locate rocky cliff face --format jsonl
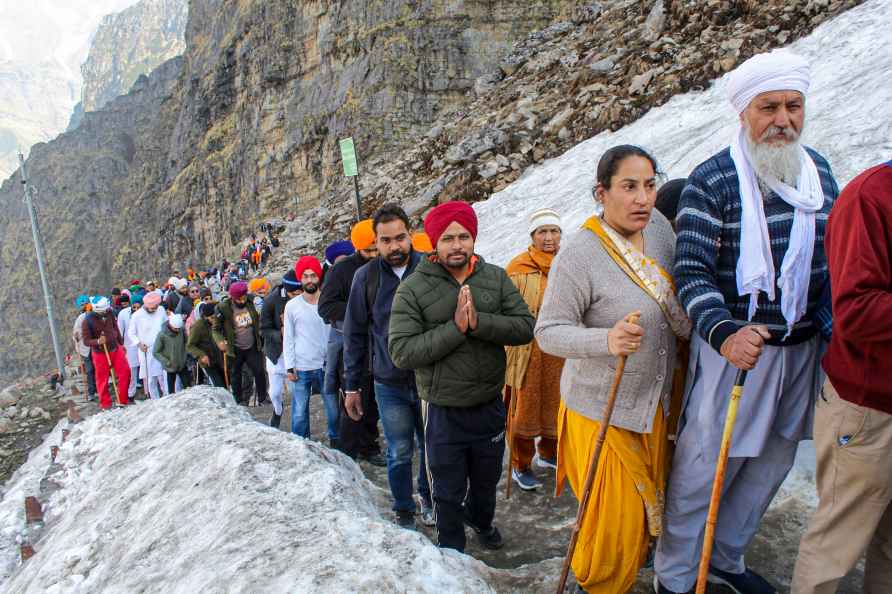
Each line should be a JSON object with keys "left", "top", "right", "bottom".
{"left": 80, "top": 0, "right": 188, "bottom": 113}
{"left": 0, "top": 0, "right": 570, "bottom": 382}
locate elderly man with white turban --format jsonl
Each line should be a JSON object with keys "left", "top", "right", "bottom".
{"left": 654, "top": 50, "right": 839, "bottom": 594}
{"left": 127, "top": 290, "right": 170, "bottom": 400}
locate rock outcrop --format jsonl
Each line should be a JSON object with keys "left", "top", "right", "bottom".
{"left": 79, "top": 0, "right": 189, "bottom": 114}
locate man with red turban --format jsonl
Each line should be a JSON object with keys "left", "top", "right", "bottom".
{"left": 284, "top": 256, "right": 339, "bottom": 440}
{"left": 389, "top": 200, "right": 535, "bottom": 553}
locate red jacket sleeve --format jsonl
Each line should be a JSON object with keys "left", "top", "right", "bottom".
{"left": 827, "top": 175, "right": 892, "bottom": 343}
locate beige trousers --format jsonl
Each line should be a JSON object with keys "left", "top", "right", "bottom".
{"left": 791, "top": 383, "right": 892, "bottom": 594}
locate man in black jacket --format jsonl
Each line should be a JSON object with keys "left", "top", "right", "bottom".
{"left": 344, "top": 204, "right": 433, "bottom": 530}
{"left": 260, "top": 270, "right": 301, "bottom": 428}
{"left": 318, "top": 219, "right": 384, "bottom": 465}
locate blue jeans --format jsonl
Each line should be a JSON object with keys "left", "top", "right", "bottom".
{"left": 289, "top": 369, "right": 339, "bottom": 440}
{"left": 374, "top": 381, "right": 431, "bottom": 512}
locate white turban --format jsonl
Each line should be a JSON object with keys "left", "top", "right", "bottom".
{"left": 728, "top": 50, "right": 810, "bottom": 113}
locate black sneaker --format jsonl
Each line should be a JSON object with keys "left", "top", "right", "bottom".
{"left": 395, "top": 510, "right": 416, "bottom": 530}
{"left": 475, "top": 525, "right": 503, "bottom": 550}
{"left": 462, "top": 511, "right": 504, "bottom": 550}
{"left": 708, "top": 566, "right": 776, "bottom": 594}
{"left": 360, "top": 452, "right": 387, "bottom": 467}
{"left": 652, "top": 576, "right": 690, "bottom": 594}
{"left": 269, "top": 413, "right": 281, "bottom": 428}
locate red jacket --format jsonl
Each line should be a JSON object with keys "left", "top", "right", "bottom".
{"left": 823, "top": 161, "right": 892, "bottom": 415}
{"left": 82, "top": 312, "right": 124, "bottom": 354}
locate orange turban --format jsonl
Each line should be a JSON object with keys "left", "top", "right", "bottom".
{"left": 248, "top": 278, "right": 270, "bottom": 294}
{"left": 350, "top": 219, "right": 376, "bottom": 250}
{"left": 411, "top": 232, "right": 433, "bottom": 253}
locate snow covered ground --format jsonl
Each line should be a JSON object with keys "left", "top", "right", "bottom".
{"left": 0, "top": 388, "right": 504, "bottom": 593}
{"left": 475, "top": 0, "right": 892, "bottom": 266}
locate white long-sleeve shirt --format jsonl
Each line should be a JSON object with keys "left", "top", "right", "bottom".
{"left": 283, "top": 295, "right": 329, "bottom": 372}
{"left": 127, "top": 307, "right": 167, "bottom": 379}
{"left": 116, "top": 307, "right": 140, "bottom": 367}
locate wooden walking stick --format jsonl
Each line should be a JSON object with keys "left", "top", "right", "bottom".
{"left": 556, "top": 314, "right": 639, "bottom": 594}
{"left": 695, "top": 368, "right": 748, "bottom": 594}
{"left": 101, "top": 336, "right": 121, "bottom": 405}
{"left": 505, "top": 386, "right": 519, "bottom": 499}
{"left": 223, "top": 352, "right": 230, "bottom": 391}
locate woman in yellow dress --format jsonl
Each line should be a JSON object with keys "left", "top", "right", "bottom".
{"left": 535, "top": 145, "right": 691, "bottom": 593}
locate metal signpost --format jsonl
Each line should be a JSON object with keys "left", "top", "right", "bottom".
{"left": 339, "top": 137, "right": 362, "bottom": 220}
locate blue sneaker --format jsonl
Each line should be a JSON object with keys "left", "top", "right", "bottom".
{"left": 511, "top": 468, "right": 542, "bottom": 491}
{"left": 708, "top": 566, "right": 776, "bottom": 594}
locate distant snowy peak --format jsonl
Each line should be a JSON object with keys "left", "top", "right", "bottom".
{"left": 474, "top": 0, "right": 892, "bottom": 266}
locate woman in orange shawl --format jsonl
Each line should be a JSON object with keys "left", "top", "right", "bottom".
{"left": 504, "top": 208, "right": 565, "bottom": 491}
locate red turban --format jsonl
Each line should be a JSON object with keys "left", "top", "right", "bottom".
{"left": 294, "top": 256, "right": 323, "bottom": 281}
{"left": 423, "top": 201, "right": 478, "bottom": 248}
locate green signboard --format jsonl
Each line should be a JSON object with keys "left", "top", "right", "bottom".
{"left": 340, "top": 137, "right": 358, "bottom": 177}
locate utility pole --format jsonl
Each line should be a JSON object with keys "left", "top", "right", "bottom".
{"left": 18, "top": 152, "right": 66, "bottom": 382}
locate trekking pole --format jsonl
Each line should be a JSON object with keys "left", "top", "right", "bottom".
{"left": 101, "top": 336, "right": 121, "bottom": 405}
{"left": 556, "top": 313, "right": 639, "bottom": 594}
{"left": 695, "top": 368, "right": 748, "bottom": 594}
{"left": 223, "top": 353, "right": 230, "bottom": 391}
{"left": 505, "top": 386, "right": 519, "bottom": 500}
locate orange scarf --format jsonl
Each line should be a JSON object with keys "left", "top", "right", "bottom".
{"left": 505, "top": 246, "right": 554, "bottom": 277}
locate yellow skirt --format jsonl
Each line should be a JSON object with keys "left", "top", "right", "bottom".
{"left": 556, "top": 401, "right": 669, "bottom": 594}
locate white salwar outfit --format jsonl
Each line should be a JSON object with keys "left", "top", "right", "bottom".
{"left": 127, "top": 307, "right": 169, "bottom": 400}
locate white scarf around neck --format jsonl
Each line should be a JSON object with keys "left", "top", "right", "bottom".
{"left": 731, "top": 127, "right": 824, "bottom": 338}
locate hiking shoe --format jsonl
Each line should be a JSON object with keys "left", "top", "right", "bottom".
{"left": 474, "top": 525, "right": 503, "bottom": 550}
{"left": 708, "top": 566, "right": 776, "bottom": 594}
{"left": 269, "top": 413, "right": 281, "bottom": 428}
{"left": 536, "top": 455, "right": 557, "bottom": 470}
{"left": 652, "top": 576, "right": 690, "bottom": 594}
{"left": 360, "top": 452, "right": 387, "bottom": 467}
{"left": 512, "top": 468, "right": 542, "bottom": 491}
{"left": 462, "top": 510, "right": 504, "bottom": 549}
{"left": 395, "top": 510, "right": 416, "bottom": 530}
{"left": 419, "top": 497, "right": 435, "bottom": 527}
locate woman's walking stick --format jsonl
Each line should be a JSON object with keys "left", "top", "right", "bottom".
{"left": 505, "top": 386, "right": 519, "bottom": 499}
{"left": 556, "top": 314, "right": 639, "bottom": 594}
{"left": 102, "top": 338, "right": 121, "bottom": 405}
{"left": 695, "top": 369, "right": 748, "bottom": 594}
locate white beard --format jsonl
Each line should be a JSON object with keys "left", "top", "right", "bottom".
{"left": 744, "top": 124, "right": 803, "bottom": 187}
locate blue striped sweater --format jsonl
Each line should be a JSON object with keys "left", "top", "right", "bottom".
{"left": 674, "top": 146, "right": 839, "bottom": 351}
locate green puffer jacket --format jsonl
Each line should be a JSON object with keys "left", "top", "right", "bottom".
{"left": 388, "top": 255, "right": 535, "bottom": 407}
{"left": 153, "top": 324, "right": 187, "bottom": 372}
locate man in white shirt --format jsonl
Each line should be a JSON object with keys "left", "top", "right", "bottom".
{"left": 127, "top": 290, "right": 168, "bottom": 400}
{"left": 117, "top": 293, "right": 142, "bottom": 402}
{"left": 283, "top": 256, "right": 333, "bottom": 438}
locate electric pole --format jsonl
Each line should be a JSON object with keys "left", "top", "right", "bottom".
{"left": 18, "top": 152, "right": 66, "bottom": 382}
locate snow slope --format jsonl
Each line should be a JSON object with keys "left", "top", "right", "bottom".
{"left": 474, "top": 0, "right": 892, "bottom": 266}
{"left": 0, "top": 388, "right": 500, "bottom": 593}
